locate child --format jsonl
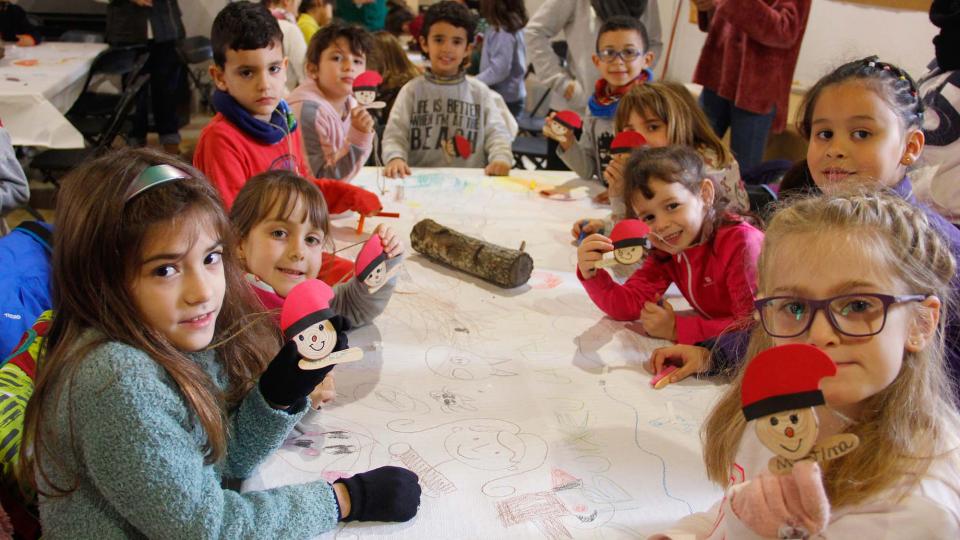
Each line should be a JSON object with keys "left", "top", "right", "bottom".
{"left": 194, "top": 2, "right": 380, "bottom": 214}
{"left": 577, "top": 145, "right": 762, "bottom": 345}
{"left": 648, "top": 57, "right": 960, "bottom": 394}
{"left": 368, "top": 30, "right": 422, "bottom": 121}
{"left": 543, "top": 15, "right": 654, "bottom": 185}
{"left": 382, "top": 1, "right": 514, "bottom": 178}
{"left": 20, "top": 148, "right": 420, "bottom": 537}
{"left": 298, "top": 0, "right": 332, "bottom": 45}
{"left": 288, "top": 22, "right": 376, "bottom": 182}
{"left": 264, "top": 0, "right": 308, "bottom": 91}
{"left": 476, "top": 0, "right": 528, "bottom": 118}
{"left": 652, "top": 190, "right": 960, "bottom": 539}
{"left": 572, "top": 81, "right": 749, "bottom": 238}
{"left": 230, "top": 170, "right": 403, "bottom": 405}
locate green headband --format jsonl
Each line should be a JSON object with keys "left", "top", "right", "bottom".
{"left": 125, "top": 164, "right": 190, "bottom": 203}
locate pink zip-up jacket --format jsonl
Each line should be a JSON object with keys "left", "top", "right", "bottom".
{"left": 288, "top": 78, "right": 373, "bottom": 182}
{"left": 578, "top": 219, "right": 763, "bottom": 345}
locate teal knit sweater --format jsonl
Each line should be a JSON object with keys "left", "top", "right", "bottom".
{"left": 38, "top": 337, "right": 340, "bottom": 538}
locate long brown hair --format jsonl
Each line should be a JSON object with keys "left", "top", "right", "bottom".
{"left": 702, "top": 189, "right": 960, "bottom": 508}
{"left": 368, "top": 31, "right": 421, "bottom": 91}
{"left": 615, "top": 81, "right": 734, "bottom": 168}
{"left": 20, "top": 148, "right": 280, "bottom": 496}
{"left": 480, "top": 0, "right": 528, "bottom": 33}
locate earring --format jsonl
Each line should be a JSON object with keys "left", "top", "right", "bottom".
{"left": 902, "top": 156, "right": 914, "bottom": 165}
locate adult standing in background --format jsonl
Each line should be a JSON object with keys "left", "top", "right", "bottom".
{"left": 100, "top": 0, "right": 186, "bottom": 155}
{"left": 692, "top": 0, "right": 811, "bottom": 174}
{"left": 525, "top": 0, "right": 662, "bottom": 114}
{"left": 335, "top": 0, "right": 387, "bottom": 31}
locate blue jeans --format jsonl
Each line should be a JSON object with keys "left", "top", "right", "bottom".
{"left": 699, "top": 88, "right": 776, "bottom": 175}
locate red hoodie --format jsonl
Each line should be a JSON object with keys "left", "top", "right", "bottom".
{"left": 578, "top": 220, "right": 763, "bottom": 345}
{"left": 193, "top": 113, "right": 381, "bottom": 213}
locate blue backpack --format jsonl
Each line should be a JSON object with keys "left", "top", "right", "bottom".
{"left": 0, "top": 221, "right": 52, "bottom": 359}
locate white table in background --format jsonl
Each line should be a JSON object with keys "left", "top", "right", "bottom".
{"left": 0, "top": 41, "right": 107, "bottom": 148}
{"left": 243, "top": 168, "right": 724, "bottom": 539}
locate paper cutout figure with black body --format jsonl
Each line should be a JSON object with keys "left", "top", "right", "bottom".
{"left": 442, "top": 134, "right": 473, "bottom": 161}
{"left": 355, "top": 234, "right": 402, "bottom": 294}
{"left": 354, "top": 70, "right": 386, "bottom": 110}
{"left": 543, "top": 110, "right": 582, "bottom": 145}
{"left": 741, "top": 344, "right": 860, "bottom": 474}
{"left": 281, "top": 279, "right": 363, "bottom": 370}
{"left": 609, "top": 130, "right": 647, "bottom": 160}
{"left": 595, "top": 219, "right": 651, "bottom": 268}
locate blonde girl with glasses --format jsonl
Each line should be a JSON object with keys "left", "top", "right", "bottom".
{"left": 651, "top": 189, "right": 960, "bottom": 539}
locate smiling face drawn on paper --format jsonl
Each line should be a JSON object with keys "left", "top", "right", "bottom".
{"left": 363, "top": 261, "right": 388, "bottom": 289}
{"left": 355, "top": 89, "right": 377, "bottom": 105}
{"left": 754, "top": 407, "right": 819, "bottom": 461}
{"left": 292, "top": 319, "right": 337, "bottom": 360}
{"left": 546, "top": 120, "right": 569, "bottom": 141}
{"left": 444, "top": 424, "right": 525, "bottom": 471}
{"left": 613, "top": 245, "right": 644, "bottom": 265}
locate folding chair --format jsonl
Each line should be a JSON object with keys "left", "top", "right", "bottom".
{"left": 65, "top": 45, "right": 149, "bottom": 142}
{"left": 177, "top": 36, "right": 214, "bottom": 113}
{"left": 31, "top": 74, "right": 150, "bottom": 184}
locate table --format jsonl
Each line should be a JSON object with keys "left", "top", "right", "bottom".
{"left": 0, "top": 41, "right": 107, "bottom": 148}
{"left": 242, "top": 168, "right": 724, "bottom": 539}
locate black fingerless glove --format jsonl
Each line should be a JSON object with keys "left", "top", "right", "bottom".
{"left": 335, "top": 466, "right": 421, "bottom": 522}
{"left": 258, "top": 340, "right": 334, "bottom": 407}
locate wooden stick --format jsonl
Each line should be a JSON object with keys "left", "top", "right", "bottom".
{"left": 376, "top": 211, "right": 400, "bottom": 218}
{"left": 356, "top": 215, "right": 366, "bottom": 234}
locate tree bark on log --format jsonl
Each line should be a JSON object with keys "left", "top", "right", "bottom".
{"left": 410, "top": 219, "right": 534, "bottom": 289}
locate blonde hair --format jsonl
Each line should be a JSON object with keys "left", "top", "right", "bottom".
{"left": 615, "top": 81, "right": 733, "bottom": 168}
{"left": 702, "top": 189, "right": 960, "bottom": 508}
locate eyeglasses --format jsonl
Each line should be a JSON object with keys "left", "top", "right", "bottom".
{"left": 753, "top": 293, "right": 927, "bottom": 338}
{"left": 596, "top": 47, "right": 643, "bottom": 63}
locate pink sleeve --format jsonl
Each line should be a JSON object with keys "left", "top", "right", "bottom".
{"left": 578, "top": 256, "right": 672, "bottom": 321}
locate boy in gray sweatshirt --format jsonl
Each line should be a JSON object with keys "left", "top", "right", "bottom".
{"left": 383, "top": 1, "right": 513, "bottom": 177}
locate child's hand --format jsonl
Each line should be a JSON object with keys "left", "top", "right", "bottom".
{"left": 644, "top": 345, "right": 711, "bottom": 382}
{"left": 577, "top": 233, "right": 613, "bottom": 279}
{"left": 571, "top": 218, "right": 605, "bottom": 240}
{"left": 16, "top": 34, "right": 36, "bottom": 47}
{"left": 350, "top": 106, "right": 376, "bottom": 134}
{"left": 592, "top": 189, "right": 610, "bottom": 205}
{"left": 309, "top": 372, "right": 337, "bottom": 408}
{"left": 563, "top": 81, "right": 577, "bottom": 101}
{"left": 730, "top": 460, "right": 830, "bottom": 538}
{"left": 640, "top": 296, "right": 676, "bottom": 341}
{"left": 334, "top": 466, "right": 421, "bottom": 522}
{"left": 604, "top": 158, "right": 627, "bottom": 198}
{"left": 373, "top": 223, "right": 404, "bottom": 258}
{"left": 484, "top": 160, "right": 511, "bottom": 176}
{"left": 385, "top": 158, "right": 411, "bottom": 178}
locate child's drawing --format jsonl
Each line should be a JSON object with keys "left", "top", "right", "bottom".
{"left": 425, "top": 346, "right": 517, "bottom": 381}
{"left": 389, "top": 442, "right": 458, "bottom": 497}
{"left": 351, "top": 382, "right": 431, "bottom": 415}
{"left": 278, "top": 414, "right": 385, "bottom": 480}
{"left": 429, "top": 387, "right": 478, "bottom": 413}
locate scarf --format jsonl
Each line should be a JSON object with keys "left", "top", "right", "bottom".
{"left": 587, "top": 68, "right": 653, "bottom": 118}
{"left": 212, "top": 90, "right": 297, "bottom": 145}
{"left": 591, "top": 0, "right": 648, "bottom": 22}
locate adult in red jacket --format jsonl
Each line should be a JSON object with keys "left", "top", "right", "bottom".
{"left": 692, "top": 0, "right": 812, "bottom": 173}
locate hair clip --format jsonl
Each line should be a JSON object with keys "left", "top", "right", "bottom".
{"left": 125, "top": 164, "right": 190, "bottom": 203}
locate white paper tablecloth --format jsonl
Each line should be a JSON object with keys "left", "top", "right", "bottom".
{"left": 242, "top": 168, "right": 724, "bottom": 539}
{"left": 0, "top": 42, "right": 107, "bottom": 148}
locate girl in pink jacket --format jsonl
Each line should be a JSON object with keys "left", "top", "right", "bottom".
{"left": 577, "top": 145, "right": 762, "bottom": 345}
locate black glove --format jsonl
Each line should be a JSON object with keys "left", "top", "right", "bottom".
{"left": 258, "top": 340, "right": 334, "bottom": 407}
{"left": 335, "top": 466, "right": 421, "bottom": 522}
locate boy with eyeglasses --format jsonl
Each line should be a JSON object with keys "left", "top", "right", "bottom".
{"left": 545, "top": 16, "right": 654, "bottom": 183}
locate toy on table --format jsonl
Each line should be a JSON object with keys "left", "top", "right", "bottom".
{"left": 442, "top": 134, "right": 473, "bottom": 161}
{"left": 543, "top": 110, "right": 582, "bottom": 145}
{"left": 410, "top": 218, "right": 533, "bottom": 289}
{"left": 353, "top": 70, "right": 386, "bottom": 110}
{"left": 355, "top": 233, "right": 402, "bottom": 294}
{"left": 281, "top": 279, "right": 363, "bottom": 371}
{"left": 741, "top": 344, "right": 860, "bottom": 475}
{"left": 594, "top": 219, "right": 650, "bottom": 268}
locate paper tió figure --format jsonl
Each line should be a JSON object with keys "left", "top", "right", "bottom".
{"left": 609, "top": 130, "right": 647, "bottom": 159}
{"left": 608, "top": 219, "right": 651, "bottom": 265}
{"left": 741, "top": 344, "right": 860, "bottom": 474}
{"left": 544, "top": 110, "right": 582, "bottom": 144}
{"left": 281, "top": 279, "right": 364, "bottom": 370}
{"left": 442, "top": 134, "right": 473, "bottom": 160}
{"left": 353, "top": 70, "right": 386, "bottom": 110}
{"left": 355, "top": 234, "right": 402, "bottom": 293}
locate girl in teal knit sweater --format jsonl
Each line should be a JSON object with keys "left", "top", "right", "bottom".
{"left": 20, "top": 148, "right": 420, "bottom": 538}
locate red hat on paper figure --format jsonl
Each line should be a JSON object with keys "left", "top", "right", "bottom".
{"left": 609, "top": 219, "right": 650, "bottom": 249}
{"left": 610, "top": 130, "right": 647, "bottom": 155}
{"left": 280, "top": 279, "right": 336, "bottom": 339}
{"left": 741, "top": 344, "right": 837, "bottom": 421}
{"left": 353, "top": 70, "right": 383, "bottom": 92}
{"left": 553, "top": 110, "right": 582, "bottom": 130}
{"left": 356, "top": 235, "right": 388, "bottom": 281}
{"left": 452, "top": 134, "right": 472, "bottom": 159}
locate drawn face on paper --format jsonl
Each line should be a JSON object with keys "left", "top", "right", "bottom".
{"left": 363, "top": 261, "right": 388, "bottom": 288}
{"left": 355, "top": 89, "right": 376, "bottom": 105}
{"left": 613, "top": 245, "right": 644, "bottom": 265}
{"left": 293, "top": 319, "right": 337, "bottom": 359}
{"left": 547, "top": 120, "right": 569, "bottom": 140}
{"left": 754, "top": 407, "right": 819, "bottom": 460}
{"left": 444, "top": 424, "right": 525, "bottom": 470}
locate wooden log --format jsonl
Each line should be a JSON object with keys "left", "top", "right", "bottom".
{"left": 410, "top": 219, "right": 534, "bottom": 288}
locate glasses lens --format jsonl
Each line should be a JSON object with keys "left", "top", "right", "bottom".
{"left": 620, "top": 48, "right": 640, "bottom": 61}
{"left": 598, "top": 49, "right": 617, "bottom": 62}
{"left": 829, "top": 294, "right": 886, "bottom": 337}
{"left": 761, "top": 298, "right": 810, "bottom": 337}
